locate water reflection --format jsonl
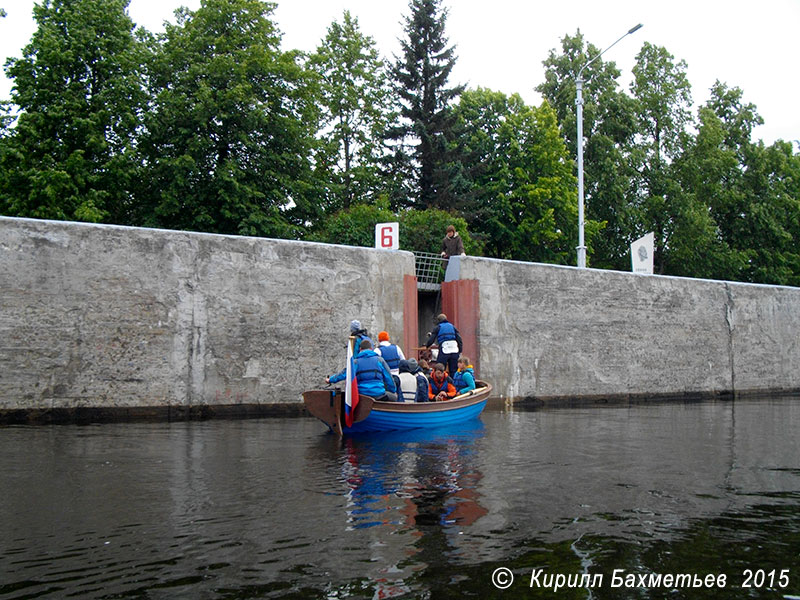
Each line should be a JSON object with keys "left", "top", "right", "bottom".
{"left": 0, "top": 398, "right": 798, "bottom": 599}
{"left": 307, "top": 422, "right": 489, "bottom": 598}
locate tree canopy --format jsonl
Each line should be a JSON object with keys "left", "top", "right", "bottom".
{"left": 308, "top": 11, "right": 392, "bottom": 213}
{"left": 1, "top": 2, "right": 798, "bottom": 287}
{"left": 0, "top": 0, "right": 147, "bottom": 223}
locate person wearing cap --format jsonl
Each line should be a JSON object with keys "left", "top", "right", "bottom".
{"left": 424, "top": 313, "right": 462, "bottom": 378}
{"left": 349, "top": 319, "right": 373, "bottom": 351}
{"left": 428, "top": 362, "right": 457, "bottom": 401}
{"left": 398, "top": 358, "right": 430, "bottom": 402}
{"left": 375, "top": 330, "right": 405, "bottom": 375}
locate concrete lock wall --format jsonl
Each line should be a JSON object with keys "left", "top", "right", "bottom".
{"left": 453, "top": 256, "right": 800, "bottom": 402}
{"left": 0, "top": 217, "right": 413, "bottom": 419}
{"left": 2, "top": 216, "right": 799, "bottom": 422}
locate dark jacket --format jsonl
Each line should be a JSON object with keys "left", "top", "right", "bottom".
{"left": 425, "top": 320, "right": 462, "bottom": 353}
{"left": 441, "top": 232, "right": 465, "bottom": 258}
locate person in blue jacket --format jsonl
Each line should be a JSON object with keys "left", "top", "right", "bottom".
{"left": 424, "top": 313, "right": 462, "bottom": 378}
{"left": 349, "top": 319, "right": 373, "bottom": 350}
{"left": 452, "top": 356, "right": 476, "bottom": 394}
{"left": 327, "top": 339, "right": 398, "bottom": 402}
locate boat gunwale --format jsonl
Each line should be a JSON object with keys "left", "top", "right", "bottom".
{"left": 371, "top": 381, "right": 492, "bottom": 413}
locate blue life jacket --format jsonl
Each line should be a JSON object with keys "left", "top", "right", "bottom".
{"left": 437, "top": 321, "right": 457, "bottom": 346}
{"left": 354, "top": 332, "right": 373, "bottom": 351}
{"left": 354, "top": 350, "right": 393, "bottom": 397}
{"left": 379, "top": 344, "right": 400, "bottom": 370}
{"left": 453, "top": 367, "right": 476, "bottom": 393}
{"left": 355, "top": 352, "right": 382, "bottom": 384}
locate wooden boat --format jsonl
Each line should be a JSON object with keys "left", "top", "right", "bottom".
{"left": 303, "top": 381, "right": 493, "bottom": 436}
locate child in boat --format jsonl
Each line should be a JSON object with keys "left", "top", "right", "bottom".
{"left": 452, "top": 356, "right": 476, "bottom": 394}
{"left": 428, "top": 363, "right": 457, "bottom": 401}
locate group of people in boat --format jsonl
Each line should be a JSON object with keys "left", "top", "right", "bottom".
{"left": 325, "top": 315, "right": 476, "bottom": 403}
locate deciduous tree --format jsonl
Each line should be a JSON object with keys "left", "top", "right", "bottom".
{"left": 538, "top": 32, "right": 638, "bottom": 269}
{"left": 0, "top": 0, "right": 147, "bottom": 223}
{"left": 308, "top": 11, "right": 393, "bottom": 213}
{"left": 630, "top": 42, "right": 693, "bottom": 273}
{"left": 454, "top": 88, "right": 577, "bottom": 263}
{"left": 135, "top": 0, "right": 318, "bottom": 238}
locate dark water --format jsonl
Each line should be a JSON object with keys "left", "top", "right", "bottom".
{"left": 1, "top": 398, "right": 799, "bottom": 599}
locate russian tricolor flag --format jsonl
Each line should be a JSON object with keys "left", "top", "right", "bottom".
{"left": 344, "top": 340, "right": 359, "bottom": 427}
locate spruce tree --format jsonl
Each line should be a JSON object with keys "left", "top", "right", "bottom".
{"left": 386, "top": 0, "right": 464, "bottom": 210}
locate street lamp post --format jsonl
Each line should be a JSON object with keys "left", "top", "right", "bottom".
{"left": 575, "top": 23, "right": 642, "bottom": 268}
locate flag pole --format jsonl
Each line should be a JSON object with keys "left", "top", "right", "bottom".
{"left": 344, "top": 336, "right": 359, "bottom": 427}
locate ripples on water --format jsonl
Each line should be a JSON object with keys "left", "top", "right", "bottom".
{"left": 0, "top": 398, "right": 799, "bottom": 599}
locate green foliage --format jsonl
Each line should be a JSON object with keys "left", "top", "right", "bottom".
{"left": 398, "top": 208, "right": 480, "bottom": 255}
{"left": 630, "top": 42, "right": 694, "bottom": 273}
{"left": 387, "top": 0, "right": 465, "bottom": 210}
{"left": 308, "top": 11, "right": 393, "bottom": 213}
{"left": 537, "top": 31, "right": 639, "bottom": 269}
{"left": 0, "top": 1, "right": 797, "bottom": 286}
{"left": 307, "top": 201, "right": 395, "bottom": 248}
{"left": 134, "top": 0, "right": 318, "bottom": 238}
{"left": 0, "top": 0, "right": 147, "bottom": 223}
{"left": 309, "top": 199, "right": 480, "bottom": 256}
{"left": 454, "top": 88, "right": 578, "bottom": 264}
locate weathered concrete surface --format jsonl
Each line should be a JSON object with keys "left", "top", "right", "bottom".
{"left": 454, "top": 256, "right": 800, "bottom": 401}
{"left": 2, "top": 217, "right": 799, "bottom": 422}
{"left": 0, "top": 217, "right": 413, "bottom": 417}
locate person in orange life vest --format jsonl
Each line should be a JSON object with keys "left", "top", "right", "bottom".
{"left": 375, "top": 331, "right": 405, "bottom": 375}
{"left": 428, "top": 362, "right": 457, "bottom": 401}
{"left": 424, "top": 313, "right": 462, "bottom": 378}
{"left": 327, "top": 339, "right": 398, "bottom": 402}
{"left": 452, "top": 356, "right": 476, "bottom": 393}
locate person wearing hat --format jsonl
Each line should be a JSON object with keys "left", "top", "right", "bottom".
{"left": 349, "top": 319, "right": 373, "bottom": 352}
{"left": 397, "top": 358, "right": 430, "bottom": 402}
{"left": 424, "top": 314, "right": 462, "bottom": 378}
{"left": 375, "top": 330, "right": 405, "bottom": 375}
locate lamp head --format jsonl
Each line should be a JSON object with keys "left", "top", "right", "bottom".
{"left": 628, "top": 23, "right": 643, "bottom": 34}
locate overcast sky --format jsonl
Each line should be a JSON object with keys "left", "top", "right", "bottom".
{"left": 1, "top": 0, "right": 797, "bottom": 147}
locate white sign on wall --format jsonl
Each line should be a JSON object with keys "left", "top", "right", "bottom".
{"left": 631, "top": 232, "right": 654, "bottom": 274}
{"left": 375, "top": 222, "right": 399, "bottom": 250}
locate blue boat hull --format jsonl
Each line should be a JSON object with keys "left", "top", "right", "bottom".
{"left": 343, "top": 398, "right": 488, "bottom": 434}
{"left": 303, "top": 381, "right": 492, "bottom": 435}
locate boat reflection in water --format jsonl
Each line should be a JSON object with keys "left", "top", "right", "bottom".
{"left": 310, "top": 421, "right": 489, "bottom": 599}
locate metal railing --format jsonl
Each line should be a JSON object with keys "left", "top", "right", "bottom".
{"left": 414, "top": 252, "right": 447, "bottom": 291}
